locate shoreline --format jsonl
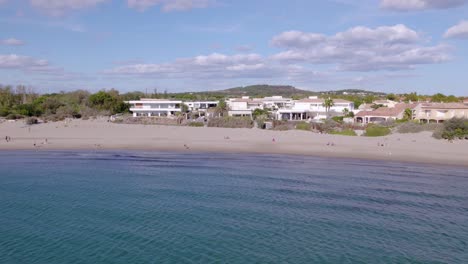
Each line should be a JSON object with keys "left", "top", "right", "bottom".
{"left": 1, "top": 118, "right": 467, "bottom": 167}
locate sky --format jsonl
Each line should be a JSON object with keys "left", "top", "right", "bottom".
{"left": 0, "top": 0, "right": 468, "bottom": 95}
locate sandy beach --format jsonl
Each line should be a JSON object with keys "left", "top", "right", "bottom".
{"left": 0, "top": 118, "right": 467, "bottom": 166}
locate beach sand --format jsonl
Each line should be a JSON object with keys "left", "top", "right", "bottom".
{"left": 1, "top": 118, "right": 467, "bottom": 166}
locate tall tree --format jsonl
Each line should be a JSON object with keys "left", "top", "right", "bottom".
{"left": 323, "top": 97, "right": 334, "bottom": 118}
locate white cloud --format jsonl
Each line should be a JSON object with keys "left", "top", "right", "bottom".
{"left": 103, "top": 52, "right": 329, "bottom": 82}
{"left": 127, "top": 0, "right": 214, "bottom": 12}
{"left": 271, "top": 24, "right": 451, "bottom": 71}
{"left": 30, "top": 0, "right": 109, "bottom": 16}
{"left": 0, "top": 54, "right": 48, "bottom": 69}
{"left": 1, "top": 38, "right": 25, "bottom": 46}
{"left": 444, "top": 20, "right": 468, "bottom": 39}
{"left": 380, "top": 0, "right": 467, "bottom": 11}
{"left": 0, "top": 53, "right": 83, "bottom": 81}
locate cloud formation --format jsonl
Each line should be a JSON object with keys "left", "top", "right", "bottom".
{"left": 444, "top": 20, "right": 468, "bottom": 39}
{"left": 127, "top": 0, "right": 214, "bottom": 12}
{"left": 1, "top": 38, "right": 25, "bottom": 46}
{"left": 380, "top": 0, "right": 467, "bottom": 11}
{"left": 271, "top": 24, "right": 451, "bottom": 71}
{"left": 30, "top": 0, "right": 109, "bottom": 16}
{"left": 103, "top": 52, "right": 329, "bottom": 83}
{"left": 0, "top": 54, "right": 48, "bottom": 69}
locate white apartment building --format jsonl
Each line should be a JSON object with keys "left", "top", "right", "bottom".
{"left": 259, "top": 96, "right": 294, "bottom": 110}
{"left": 129, "top": 99, "right": 182, "bottom": 117}
{"left": 185, "top": 101, "right": 218, "bottom": 112}
{"left": 227, "top": 97, "right": 264, "bottom": 117}
{"left": 276, "top": 97, "right": 354, "bottom": 120}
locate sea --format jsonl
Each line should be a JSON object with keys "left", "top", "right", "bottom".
{"left": 0, "top": 151, "right": 467, "bottom": 263}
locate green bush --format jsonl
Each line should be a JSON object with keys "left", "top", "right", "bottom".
{"left": 330, "top": 129, "right": 357, "bottom": 136}
{"left": 296, "top": 121, "right": 311, "bottom": 131}
{"left": 332, "top": 116, "right": 344, "bottom": 123}
{"left": 188, "top": 122, "right": 204, "bottom": 127}
{"left": 5, "top": 113, "right": 24, "bottom": 120}
{"left": 437, "top": 118, "right": 468, "bottom": 140}
{"left": 364, "top": 125, "right": 391, "bottom": 137}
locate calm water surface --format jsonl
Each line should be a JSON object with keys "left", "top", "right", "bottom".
{"left": 0, "top": 151, "right": 467, "bottom": 263}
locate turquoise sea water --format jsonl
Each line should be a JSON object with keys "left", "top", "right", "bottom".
{"left": 0, "top": 151, "right": 467, "bottom": 263}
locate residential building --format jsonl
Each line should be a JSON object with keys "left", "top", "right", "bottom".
{"left": 414, "top": 103, "right": 468, "bottom": 123}
{"left": 372, "top": 100, "right": 398, "bottom": 108}
{"left": 277, "top": 97, "right": 354, "bottom": 120}
{"left": 259, "top": 96, "right": 293, "bottom": 110}
{"left": 185, "top": 101, "right": 218, "bottom": 112}
{"left": 129, "top": 99, "right": 182, "bottom": 117}
{"left": 227, "top": 97, "right": 264, "bottom": 117}
{"left": 355, "top": 103, "right": 416, "bottom": 124}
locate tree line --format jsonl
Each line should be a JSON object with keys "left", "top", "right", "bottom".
{"left": 0, "top": 85, "right": 132, "bottom": 121}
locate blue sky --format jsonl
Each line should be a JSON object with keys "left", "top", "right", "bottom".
{"left": 0, "top": 0, "right": 467, "bottom": 95}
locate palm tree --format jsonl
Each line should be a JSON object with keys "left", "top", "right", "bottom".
{"left": 215, "top": 99, "right": 228, "bottom": 117}
{"left": 403, "top": 108, "right": 413, "bottom": 121}
{"left": 323, "top": 97, "right": 334, "bottom": 118}
{"left": 342, "top": 108, "right": 349, "bottom": 117}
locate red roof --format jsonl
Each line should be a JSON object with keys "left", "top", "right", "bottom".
{"left": 356, "top": 103, "right": 416, "bottom": 117}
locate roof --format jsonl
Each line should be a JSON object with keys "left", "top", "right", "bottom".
{"left": 296, "top": 98, "right": 352, "bottom": 103}
{"left": 356, "top": 103, "right": 416, "bottom": 117}
{"left": 130, "top": 99, "right": 182, "bottom": 103}
{"left": 420, "top": 103, "right": 468, "bottom": 109}
{"left": 230, "top": 99, "right": 263, "bottom": 104}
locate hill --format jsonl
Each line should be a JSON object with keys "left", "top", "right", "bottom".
{"left": 214, "top": 85, "right": 317, "bottom": 97}
{"left": 166, "top": 85, "right": 385, "bottom": 100}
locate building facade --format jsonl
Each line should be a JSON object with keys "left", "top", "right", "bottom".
{"left": 128, "top": 99, "right": 182, "bottom": 117}
{"left": 413, "top": 103, "right": 468, "bottom": 123}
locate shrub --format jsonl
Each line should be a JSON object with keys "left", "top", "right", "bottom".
{"left": 25, "top": 117, "right": 38, "bottom": 125}
{"left": 272, "top": 120, "right": 295, "bottom": 131}
{"left": 188, "top": 122, "right": 204, "bottom": 127}
{"left": 256, "top": 118, "right": 266, "bottom": 129}
{"left": 314, "top": 119, "right": 340, "bottom": 133}
{"left": 330, "top": 129, "right": 357, "bottom": 136}
{"left": 437, "top": 118, "right": 468, "bottom": 140}
{"left": 364, "top": 125, "right": 391, "bottom": 137}
{"left": 207, "top": 117, "right": 254, "bottom": 128}
{"left": 332, "top": 116, "right": 344, "bottom": 123}
{"left": 296, "top": 121, "right": 311, "bottom": 131}
{"left": 5, "top": 113, "right": 24, "bottom": 120}
{"left": 397, "top": 122, "right": 440, "bottom": 134}
{"left": 0, "top": 107, "right": 10, "bottom": 117}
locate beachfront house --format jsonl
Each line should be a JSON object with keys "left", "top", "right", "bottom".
{"left": 129, "top": 99, "right": 182, "bottom": 117}
{"left": 184, "top": 101, "right": 218, "bottom": 112}
{"left": 372, "top": 100, "right": 398, "bottom": 108}
{"left": 413, "top": 103, "right": 468, "bottom": 123}
{"left": 276, "top": 97, "right": 354, "bottom": 121}
{"left": 259, "top": 96, "right": 294, "bottom": 110}
{"left": 355, "top": 103, "right": 416, "bottom": 124}
{"left": 227, "top": 97, "right": 264, "bottom": 118}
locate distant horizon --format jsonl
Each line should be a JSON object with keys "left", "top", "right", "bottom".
{"left": 1, "top": 0, "right": 468, "bottom": 95}
{"left": 1, "top": 83, "right": 466, "bottom": 97}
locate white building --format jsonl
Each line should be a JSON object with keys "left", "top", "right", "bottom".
{"left": 227, "top": 97, "right": 264, "bottom": 117}
{"left": 185, "top": 101, "right": 218, "bottom": 112}
{"left": 129, "top": 99, "right": 182, "bottom": 117}
{"left": 259, "top": 96, "right": 293, "bottom": 110}
{"left": 277, "top": 97, "right": 354, "bottom": 120}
